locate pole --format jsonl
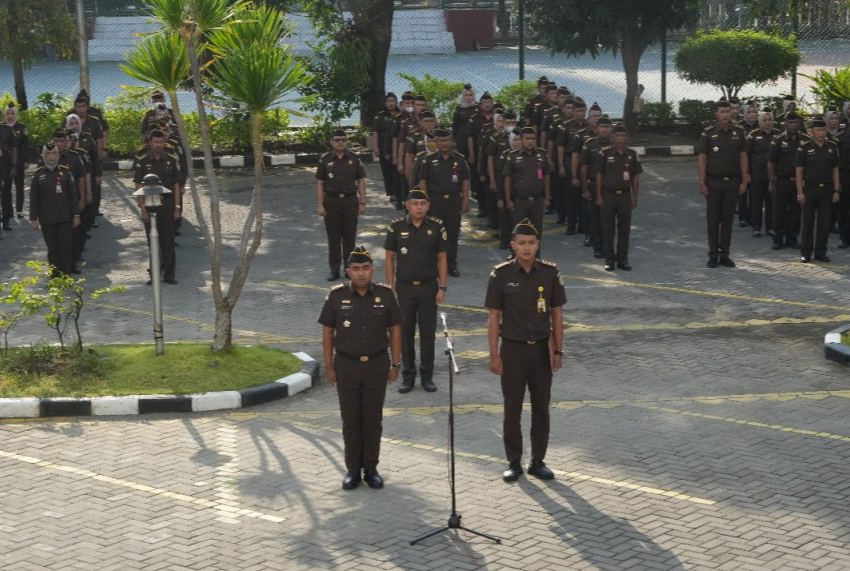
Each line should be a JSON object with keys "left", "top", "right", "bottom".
{"left": 76, "top": 0, "right": 90, "bottom": 94}
{"left": 149, "top": 212, "right": 165, "bottom": 356}
{"left": 791, "top": 0, "right": 798, "bottom": 96}
{"left": 660, "top": 29, "right": 667, "bottom": 105}
{"left": 518, "top": 0, "right": 525, "bottom": 81}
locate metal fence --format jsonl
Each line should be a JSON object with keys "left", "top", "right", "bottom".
{"left": 1, "top": 0, "right": 848, "bottom": 130}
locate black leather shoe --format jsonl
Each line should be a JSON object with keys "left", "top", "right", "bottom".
{"left": 707, "top": 258, "right": 719, "bottom": 268}
{"left": 2, "top": 224, "right": 11, "bottom": 231}
{"left": 719, "top": 257, "right": 736, "bottom": 268}
{"left": 617, "top": 262, "right": 632, "bottom": 271}
{"left": 739, "top": 220, "right": 748, "bottom": 227}
{"left": 593, "top": 250, "right": 604, "bottom": 259}
{"left": 801, "top": 256, "right": 811, "bottom": 263}
{"left": 146, "top": 279, "right": 153, "bottom": 285}
{"left": 829, "top": 224, "right": 839, "bottom": 234}
{"left": 421, "top": 378, "right": 437, "bottom": 392}
{"left": 752, "top": 231, "right": 761, "bottom": 238}
{"left": 772, "top": 241, "right": 783, "bottom": 250}
{"left": 363, "top": 469, "right": 384, "bottom": 489}
{"left": 544, "top": 207, "right": 555, "bottom": 215}
{"left": 502, "top": 461, "right": 523, "bottom": 482}
{"left": 16, "top": 213, "right": 23, "bottom": 219}
{"left": 398, "top": 379, "right": 414, "bottom": 394}
{"left": 556, "top": 216, "right": 566, "bottom": 225}
{"left": 583, "top": 236, "right": 592, "bottom": 247}
{"left": 327, "top": 272, "right": 340, "bottom": 281}
{"left": 527, "top": 459, "right": 555, "bottom": 480}
{"left": 604, "top": 263, "right": 615, "bottom": 271}
{"left": 165, "top": 278, "right": 178, "bottom": 284}
{"left": 342, "top": 470, "right": 361, "bottom": 490}
{"left": 91, "top": 221, "right": 98, "bottom": 228}
{"left": 449, "top": 269, "right": 460, "bottom": 277}
{"left": 70, "top": 266, "right": 81, "bottom": 275}
{"left": 566, "top": 225, "right": 576, "bottom": 236}
{"left": 839, "top": 241, "right": 848, "bottom": 249}
{"left": 815, "top": 254, "right": 831, "bottom": 263}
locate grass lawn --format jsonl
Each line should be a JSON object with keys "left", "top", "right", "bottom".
{"left": 0, "top": 343, "right": 303, "bottom": 398}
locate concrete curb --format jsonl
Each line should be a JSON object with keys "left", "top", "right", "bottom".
{"left": 27, "top": 146, "right": 696, "bottom": 173}
{"left": 0, "top": 352, "right": 320, "bottom": 419}
{"left": 824, "top": 324, "right": 850, "bottom": 365}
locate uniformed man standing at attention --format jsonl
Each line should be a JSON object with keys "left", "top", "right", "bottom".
{"left": 504, "top": 127, "right": 551, "bottom": 253}
{"left": 595, "top": 124, "right": 643, "bottom": 271}
{"left": 796, "top": 118, "right": 841, "bottom": 263}
{"left": 746, "top": 108, "right": 778, "bottom": 239}
{"left": 418, "top": 127, "right": 470, "bottom": 277}
{"left": 485, "top": 219, "right": 566, "bottom": 482}
{"left": 372, "top": 92, "right": 400, "bottom": 203}
{"left": 384, "top": 188, "right": 448, "bottom": 394}
{"left": 316, "top": 129, "right": 367, "bottom": 281}
{"left": 133, "top": 129, "right": 182, "bottom": 285}
{"left": 318, "top": 246, "right": 402, "bottom": 490}
{"left": 30, "top": 144, "right": 79, "bottom": 277}
{"left": 698, "top": 100, "right": 749, "bottom": 268}
{"left": 522, "top": 76, "right": 549, "bottom": 126}
{"left": 768, "top": 112, "right": 807, "bottom": 250}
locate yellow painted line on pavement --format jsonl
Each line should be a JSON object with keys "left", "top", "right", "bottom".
{"left": 636, "top": 404, "right": 850, "bottom": 444}
{"left": 283, "top": 418, "right": 716, "bottom": 506}
{"left": 562, "top": 275, "right": 850, "bottom": 312}
{"left": 0, "top": 447, "right": 285, "bottom": 523}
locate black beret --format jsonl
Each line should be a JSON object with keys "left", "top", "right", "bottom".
{"left": 589, "top": 102, "right": 602, "bottom": 112}
{"left": 512, "top": 218, "right": 539, "bottom": 237}
{"left": 151, "top": 90, "right": 165, "bottom": 100}
{"left": 564, "top": 97, "right": 576, "bottom": 106}
{"left": 345, "top": 246, "right": 372, "bottom": 266}
{"left": 385, "top": 92, "right": 397, "bottom": 99}
{"left": 76, "top": 89, "right": 90, "bottom": 101}
{"left": 463, "top": 83, "right": 472, "bottom": 90}
{"left": 148, "top": 129, "right": 166, "bottom": 139}
{"left": 502, "top": 111, "right": 517, "bottom": 121}
{"left": 51, "top": 128, "right": 67, "bottom": 139}
{"left": 810, "top": 119, "right": 827, "bottom": 128}
{"left": 73, "top": 96, "right": 88, "bottom": 105}
{"left": 407, "top": 187, "right": 429, "bottom": 201}
{"left": 597, "top": 117, "right": 613, "bottom": 126}
{"left": 760, "top": 107, "right": 773, "bottom": 114}
{"left": 715, "top": 100, "right": 731, "bottom": 109}
{"left": 419, "top": 110, "right": 435, "bottom": 119}
{"left": 6, "top": 102, "right": 14, "bottom": 109}
{"left": 728, "top": 96, "right": 740, "bottom": 104}
{"left": 573, "top": 97, "right": 586, "bottom": 107}
{"left": 480, "top": 92, "right": 493, "bottom": 101}
{"left": 414, "top": 95, "right": 427, "bottom": 102}
{"left": 520, "top": 126, "right": 536, "bottom": 135}
{"left": 827, "top": 107, "right": 839, "bottom": 113}
{"left": 512, "top": 127, "right": 522, "bottom": 135}
{"left": 332, "top": 129, "right": 347, "bottom": 138}
{"left": 493, "top": 102, "right": 505, "bottom": 112}
{"left": 544, "top": 84, "right": 557, "bottom": 93}
{"left": 433, "top": 127, "right": 451, "bottom": 137}
{"left": 612, "top": 124, "right": 627, "bottom": 134}
{"left": 537, "top": 76, "right": 549, "bottom": 86}
{"left": 401, "top": 92, "right": 415, "bottom": 100}
{"left": 557, "top": 87, "right": 570, "bottom": 96}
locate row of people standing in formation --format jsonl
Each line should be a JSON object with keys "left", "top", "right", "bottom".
{"left": 26, "top": 89, "right": 188, "bottom": 281}
{"left": 369, "top": 78, "right": 643, "bottom": 276}
{"left": 699, "top": 98, "right": 850, "bottom": 266}
{"left": 319, "top": 217, "right": 566, "bottom": 490}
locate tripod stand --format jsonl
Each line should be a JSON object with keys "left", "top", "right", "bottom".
{"left": 409, "top": 313, "right": 501, "bottom": 546}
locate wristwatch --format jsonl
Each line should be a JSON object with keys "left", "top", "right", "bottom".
{"left": 439, "top": 285, "right": 447, "bottom": 291}
{"left": 553, "top": 350, "right": 564, "bottom": 356}
{"left": 391, "top": 362, "right": 402, "bottom": 369}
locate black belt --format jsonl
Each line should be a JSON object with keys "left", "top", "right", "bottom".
{"left": 707, "top": 175, "right": 740, "bottom": 181}
{"left": 335, "top": 349, "right": 388, "bottom": 363}
{"left": 397, "top": 278, "right": 436, "bottom": 286}
{"left": 603, "top": 188, "right": 629, "bottom": 194}
{"left": 433, "top": 193, "right": 460, "bottom": 199}
{"left": 501, "top": 337, "right": 549, "bottom": 345}
{"left": 512, "top": 195, "right": 544, "bottom": 200}
{"left": 325, "top": 192, "right": 357, "bottom": 198}
{"left": 805, "top": 182, "right": 832, "bottom": 188}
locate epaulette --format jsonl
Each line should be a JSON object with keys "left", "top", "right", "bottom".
{"left": 374, "top": 282, "right": 393, "bottom": 290}
{"left": 320, "top": 151, "right": 332, "bottom": 160}
{"left": 703, "top": 125, "right": 714, "bottom": 132}
{"left": 540, "top": 259, "right": 558, "bottom": 268}
{"left": 58, "top": 164, "right": 70, "bottom": 171}
{"left": 390, "top": 216, "right": 405, "bottom": 224}
{"left": 537, "top": 147, "right": 548, "bottom": 153}
{"left": 33, "top": 166, "right": 45, "bottom": 173}
{"left": 800, "top": 139, "right": 812, "bottom": 147}
{"left": 493, "top": 260, "right": 512, "bottom": 270}
{"left": 330, "top": 283, "right": 346, "bottom": 291}
{"left": 427, "top": 215, "right": 443, "bottom": 224}
{"left": 415, "top": 150, "right": 427, "bottom": 157}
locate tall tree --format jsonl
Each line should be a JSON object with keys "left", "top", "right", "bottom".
{"left": 525, "top": 0, "right": 700, "bottom": 131}
{"left": 0, "top": 0, "right": 76, "bottom": 109}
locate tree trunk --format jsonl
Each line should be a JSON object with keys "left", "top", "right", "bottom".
{"left": 212, "top": 306, "right": 232, "bottom": 351}
{"left": 357, "top": 0, "right": 394, "bottom": 127}
{"left": 216, "top": 112, "right": 266, "bottom": 352}
{"left": 12, "top": 54, "right": 27, "bottom": 110}
{"left": 620, "top": 30, "right": 645, "bottom": 133}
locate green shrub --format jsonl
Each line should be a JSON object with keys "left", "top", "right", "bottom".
{"left": 493, "top": 80, "right": 538, "bottom": 115}
{"left": 674, "top": 29, "right": 800, "bottom": 98}
{"left": 802, "top": 66, "right": 850, "bottom": 112}
{"left": 678, "top": 99, "right": 715, "bottom": 128}
{"left": 640, "top": 102, "right": 676, "bottom": 128}
{"left": 398, "top": 73, "right": 466, "bottom": 126}
{"left": 10, "top": 93, "right": 72, "bottom": 156}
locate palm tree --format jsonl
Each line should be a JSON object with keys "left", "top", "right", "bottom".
{"left": 204, "top": 5, "right": 309, "bottom": 347}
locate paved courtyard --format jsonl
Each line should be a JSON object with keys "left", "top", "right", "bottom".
{"left": 1, "top": 157, "right": 850, "bottom": 570}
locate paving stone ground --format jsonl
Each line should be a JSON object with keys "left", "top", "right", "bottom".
{"left": 1, "top": 157, "right": 850, "bottom": 570}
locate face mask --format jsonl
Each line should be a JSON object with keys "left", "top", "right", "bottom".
{"left": 405, "top": 106, "right": 414, "bottom": 113}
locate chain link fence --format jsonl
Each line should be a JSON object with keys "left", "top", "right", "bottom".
{"left": 0, "top": 0, "right": 848, "bottom": 145}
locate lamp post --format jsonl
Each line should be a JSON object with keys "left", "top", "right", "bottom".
{"left": 133, "top": 174, "right": 171, "bottom": 356}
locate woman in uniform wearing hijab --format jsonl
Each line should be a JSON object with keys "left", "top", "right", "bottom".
{"left": 30, "top": 144, "right": 80, "bottom": 276}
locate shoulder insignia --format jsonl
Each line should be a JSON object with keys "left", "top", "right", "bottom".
{"left": 493, "top": 260, "right": 512, "bottom": 270}
{"left": 374, "top": 282, "right": 393, "bottom": 290}
{"left": 427, "top": 216, "right": 443, "bottom": 224}
{"left": 390, "top": 216, "right": 405, "bottom": 224}
{"left": 34, "top": 166, "right": 45, "bottom": 173}
{"left": 703, "top": 125, "right": 714, "bottom": 132}
{"left": 330, "top": 283, "right": 346, "bottom": 292}
{"left": 58, "top": 164, "right": 70, "bottom": 171}
{"left": 540, "top": 259, "right": 558, "bottom": 268}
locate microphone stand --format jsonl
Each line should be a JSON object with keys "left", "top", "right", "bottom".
{"left": 409, "top": 314, "right": 501, "bottom": 546}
